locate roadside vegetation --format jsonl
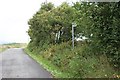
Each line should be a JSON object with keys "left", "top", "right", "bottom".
{"left": 26, "top": 1, "right": 120, "bottom": 78}
{"left": 0, "top": 43, "right": 27, "bottom": 53}
{"left": 25, "top": 42, "right": 117, "bottom": 78}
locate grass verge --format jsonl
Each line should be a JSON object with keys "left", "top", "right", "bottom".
{"left": 24, "top": 48, "right": 73, "bottom": 78}
{"left": 24, "top": 42, "right": 118, "bottom": 78}
{"left": 0, "top": 43, "right": 27, "bottom": 53}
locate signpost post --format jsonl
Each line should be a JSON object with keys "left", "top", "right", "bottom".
{"left": 45, "top": 0, "right": 47, "bottom": 3}
{"left": 72, "top": 23, "right": 76, "bottom": 49}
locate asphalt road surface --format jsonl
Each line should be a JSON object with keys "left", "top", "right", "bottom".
{"left": 0, "top": 48, "right": 52, "bottom": 78}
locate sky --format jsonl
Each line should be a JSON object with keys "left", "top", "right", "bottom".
{"left": 0, "top": 0, "right": 79, "bottom": 44}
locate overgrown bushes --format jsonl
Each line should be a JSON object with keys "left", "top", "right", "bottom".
{"left": 73, "top": 2, "right": 120, "bottom": 69}
{"left": 27, "top": 42, "right": 117, "bottom": 78}
{"left": 27, "top": 1, "right": 119, "bottom": 78}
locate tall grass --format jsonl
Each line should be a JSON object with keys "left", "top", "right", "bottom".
{"left": 25, "top": 42, "right": 118, "bottom": 78}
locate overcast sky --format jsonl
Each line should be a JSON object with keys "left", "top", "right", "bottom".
{"left": 0, "top": 0, "right": 79, "bottom": 44}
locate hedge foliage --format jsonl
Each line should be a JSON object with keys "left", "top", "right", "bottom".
{"left": 27, "top": 2, "right": 120, "bottom": 70}
{"left": 73, "top": 2, "right": 120, "bottom": 68}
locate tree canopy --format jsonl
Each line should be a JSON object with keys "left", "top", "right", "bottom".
{"left": 28, "top": 2, "right": 120, "bottom": 68}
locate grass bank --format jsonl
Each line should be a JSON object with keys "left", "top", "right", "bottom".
{"left": 24, "top": 42, "right": 118, "bottom": 78}
{"left": 24, "top": 48, "right": 72, "bottom": 78}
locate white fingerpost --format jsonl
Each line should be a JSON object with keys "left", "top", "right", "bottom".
{"left": 72, "top": 22, "right": 76, "bottom": 49}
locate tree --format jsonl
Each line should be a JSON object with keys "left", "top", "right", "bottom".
{"left": 73, "top": 2, "right": 120, "bottom": 68}
{"left": 27, "top": 2, "right": 77, "bottom": 50}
